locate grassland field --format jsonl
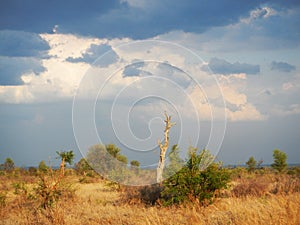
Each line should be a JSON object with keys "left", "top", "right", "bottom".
{"left": 0, "top": 167, "right": 300, "bottom": 225}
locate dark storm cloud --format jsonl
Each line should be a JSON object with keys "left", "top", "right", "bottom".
{"left": 0, "top": 57, "right": 45, "bottom": 85}
{"left": 66, "top": 44, "right": 119, "bottom": 66}
{"left": 0, "top": 0, "right": 120, "bottom": 34}
{"left": 270, "top": 0, "right": 300, "bottom": 8}
{"left": 256, "top": 9, "right": 300, "bottom": 48}
{"left": 0, "top": 0, "right": 273, "bottom": 39}
{"left": 0, "top": 102, "right": 79, "bottom": 166}
{"left": 270, "top": 61, "right": 296, "bottom": 73}
{"left": 208, "top": 58, "right": 260, "bottom": 75}
{"left": 0, "top": 30, "right": 49, "bottom": 57}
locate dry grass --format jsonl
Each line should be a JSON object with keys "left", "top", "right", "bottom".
{"left": 0, "top": 171, "right": 300, "bottom": 225}
{"left": 232, "top": 173, "right": 300, "bottom": 197}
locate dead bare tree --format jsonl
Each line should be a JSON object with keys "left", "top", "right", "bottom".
{"left": 157, "top": 112, "right": 176, "bottom": 183}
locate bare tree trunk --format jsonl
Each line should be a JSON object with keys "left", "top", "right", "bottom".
{"left": 157, "top": 112, "right": 176, "bottom": 183}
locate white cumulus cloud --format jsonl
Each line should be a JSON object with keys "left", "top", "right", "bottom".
{"left": 0, "top": 33, "right": 268, "bottom": 121}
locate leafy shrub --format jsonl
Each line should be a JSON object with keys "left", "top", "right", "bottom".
{"left": 246, "top": 156, "right": 257, "bottom": 172}
{"left": 34, "top": 151, "right": 76, "bottom": 208}
{"left": 86, "top": 144, "right": 129, "bottom": 182}
{"left": 161, "top": 149, "right": 230, "bottom": 206}
{"left": 130, "top": 160, "right": 140, "bottom": 167}
{"left": 287, "top": 167, "right": 300, "bottom": 177}
{"left": 11, "top": 181, "right": 38, "bottom": 207}
{"left": 35, "top": 171, "right": 75, "bottom": 208}
{"left": 164, "top": 144, "right": 184, "bottom": 178}
{"left": 38, "top": 160, "right": 49, "bottom": 174}
{"left": 35, "top": 173, "right": 63, "bottom": 208}
{"left": 13, "top": 182, "right": 28, "bottom": 195}
{"left": 75, "top": 158, "right": 93, "bottom": 175}
{"left": 3, "top": 158, "right": 15, "bottom": 172}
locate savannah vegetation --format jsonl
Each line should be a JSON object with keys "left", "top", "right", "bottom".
{"left": 0, "top": 146, "right": 299, "bottom": 225}
{"left": 0, "top": 114, "right": 299, "bottom": 224}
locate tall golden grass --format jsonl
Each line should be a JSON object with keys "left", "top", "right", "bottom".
{"left": 0, "top": 169, "right": 299, "bottom": 225}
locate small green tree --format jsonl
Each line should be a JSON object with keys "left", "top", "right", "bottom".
{"left": 106, "top": 144, "right": 121, "bottom": 158}
{"left": 86, "top": 144, "right": 107, "bottom": 172}
{"left": 162, "top": 148, "right": 230, "bottom": 206}
{"left": 56, "top": 150, "right": 74, "bottom": 176}
{"left": 3, "top": 158, "right": 15, "bottom": 172}
{"left": 75, "top": 158, "right": 92, "bottom": 175}
{"left": 86, "top": 144, "right": 129, "bottom": 182}
{"left": 246, "top": 156, "right": 257, "bottom": 172}
{"left": 130, "top": 160, "right": 140, "bottom": 167}
{"left": 86, "top": 144, "right": 128, "bottom": 172}
{"left": 116, "top": 154, "right": 128, "bottom": 164}
{"left": 106, "top": 144, "right": 128, "bottom": 164}
{"left": 271, "top": 149, "right": 287, "bottom": 173}
{"left": 38, "top": 160, "right": 49, "bottom": 174}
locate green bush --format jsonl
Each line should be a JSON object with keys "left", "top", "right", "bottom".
{"left": 164, "top": 144, "right": 184, "bottom": 178}
{"left": 3, "top": 158, "right": 15, "bottom": 172}
{"left": 35, "top": 172, "right": 75, "bottom": 208}
{"left": 75, "top": 158, "right": 93, "bottom": 175}
{"left": 287, "top": 167, "right": 300, "bottom": 177}
{"left": 271, "top": 149, "right": 287, "bottom": 173}
{"left": 13, "top": 182, "right": 28, "bottom": 195}
{"left": 161, "top": 149, "right": 230, "bottom": 206}
{"left": 35, "top": 150, "right": 75, "bottom": 208}
{"left": 38, "top": 160, "right": 49, "bottom": 174}
{"left": 86, "top": 144, "right": 128, "bottom": 176}
{"left": 246, "top": 156, "right": 257, "bottom": 173}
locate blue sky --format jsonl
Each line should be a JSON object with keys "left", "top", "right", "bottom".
{"left": 0, "top": 0, "right": 300, "bottom": 168}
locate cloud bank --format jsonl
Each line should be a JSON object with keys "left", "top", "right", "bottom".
{"left": 208, "top": 58, "right": 260, "bottom": 75}
{"left": 2, "top": 0, "right": 299, "bottom": 39}
{"left": 271, "top": 61, "right": 296, "bottom": 72}
{"left": 0, "top": 34, "right": 269, "bottom": 122}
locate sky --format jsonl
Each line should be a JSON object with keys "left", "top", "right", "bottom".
{"left": 0, "top": 0, "right": 300, "bottom": 169}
